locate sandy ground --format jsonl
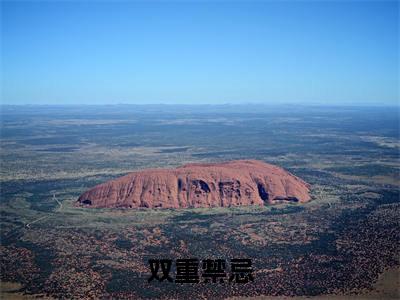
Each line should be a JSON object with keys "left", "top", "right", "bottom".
{"left": 230, "top": 267, "right": 399, "bottom": 300}
{"left": 0, "top": 282, "right": 52, "bottom": 300}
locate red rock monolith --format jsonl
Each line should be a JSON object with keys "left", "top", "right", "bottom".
{"left": 77, "top": 160, "right": 311, "bottom": 209}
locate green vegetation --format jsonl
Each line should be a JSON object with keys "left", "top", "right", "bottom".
{"left": 0, "top": 105, "right": 399, "bottom": 298}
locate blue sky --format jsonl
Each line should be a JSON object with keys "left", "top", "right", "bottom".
{"left": 1, "top": 1, "right": 399, "bottom": 105}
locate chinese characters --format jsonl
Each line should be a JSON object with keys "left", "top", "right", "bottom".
{"left": 148, "top": 258, "right": 254, "bottom": 284}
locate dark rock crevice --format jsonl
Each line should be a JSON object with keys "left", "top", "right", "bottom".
{"left": 257, "top": 183, "right": 269, "bottom": 202}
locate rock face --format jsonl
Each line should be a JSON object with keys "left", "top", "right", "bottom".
{"left": 77, "top": 160, "right": 311, "bottom": 209}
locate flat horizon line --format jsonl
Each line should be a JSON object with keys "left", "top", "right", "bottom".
{"left": 1, "top": 102, "right": 399, "bottom": 108}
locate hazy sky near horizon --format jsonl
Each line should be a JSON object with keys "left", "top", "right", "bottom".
{"left": 1, "top": 1, "right": 399, "bottom": 106}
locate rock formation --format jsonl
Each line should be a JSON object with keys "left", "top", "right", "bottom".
{"left": 77, "top": 160, "right": 311, "bottom": 209}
